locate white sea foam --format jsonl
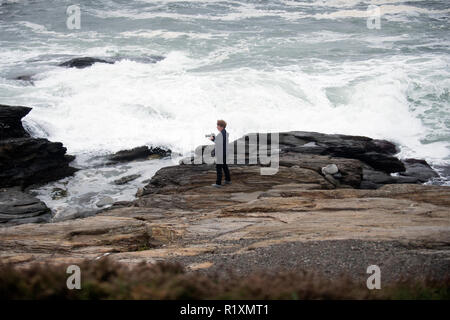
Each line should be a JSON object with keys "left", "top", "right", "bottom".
{"left": 313, "top": 4, "right": 450, "bottom": 20}
{"left": 282, "top": 0, "right": 427, "bottom": 8}
{"left": 119, "top": 29, "right": 225, "bottom": 40}
{"left": 13, "top": 50, "right": 447, "bottom": 167}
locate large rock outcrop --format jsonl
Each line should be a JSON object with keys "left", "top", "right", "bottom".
{"left": 0, "top": 104, "right": 77, "bottom": 188}
{"left": 181, "top": 131, "right": 439, "bottom": 190}
{"left": 0, "top": 104, "right": 77, "bottom": 225}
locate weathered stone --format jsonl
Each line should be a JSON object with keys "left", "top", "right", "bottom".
{"left": 0, "top": 187, "right": 51, "bottom": 225}
{"left": 322, "top": 164, "right": 339, "bottom": 175}
{"left": 0, "top": 104, "right": 31, "bottom": 139}
{"left": 400, "top": 158, "right": 439, "bottom": 182}
{"left": 113, "top": 174, "right": 141, "bottom": 185}
{"left": 0, "top": 104, "right": 77, "bottom": 188}
{"left": 96, "top": 196, "right": 115, "bottom": 208}
{"left": 0, "top": 137, "right": 78, "bottom": 188}
{"left": 269, "top": 131, "right": 403, "bottom": 172}
{"left": 108, "top": 146, "right": 171, "bottom": 163}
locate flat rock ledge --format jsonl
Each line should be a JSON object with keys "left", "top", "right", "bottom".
{"left": 0, "top": 131, "right": 449, "bottom": 280}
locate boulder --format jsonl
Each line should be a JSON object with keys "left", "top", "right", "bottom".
{"left": 400, "top": 158, "right": 439, "bottom": 183}
{"left": 322, "top": 164, "right": 339, "bottom": 175}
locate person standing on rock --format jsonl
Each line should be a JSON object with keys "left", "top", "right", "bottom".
{"left": 209, "top": 120, "right": 231, "bottom": 187}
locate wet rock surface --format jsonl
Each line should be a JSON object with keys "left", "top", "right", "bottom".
{"left": 400, "top": 158, "right": 439, "bottom": 182}
{"left": 0, "top": 104, "right": 77, "bottom": 189}
{"left": 0, "top": 104, "right": 32, "bottom": 139}
{"left": 58, "top": 57, "right": 113, "bottom": 68}
{"left": 0, "top": 104, "right": 77, "bottom": 225}
{"left": 0, "top": 187, "right": 51, "bottom": 226}
{"left": 113, "top": 174, "right": 141, "bottom": 185}
{"left": 108, "top": 146, "right": 171, "bottom": 163}
{"left": 58, "top": 55, "right": 165, "bottom": 69}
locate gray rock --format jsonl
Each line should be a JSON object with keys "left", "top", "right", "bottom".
{"left": 0, "top": 104, "right": 31, "bottom": 139}
{"left": 322, "top": 164, "right": 339, "bottom": 175}
{"left": 0, "top": 104, "right": 78, "bottom": 188}
{"left": 361, "top": 167, "right": 425, "bottom": 189}
{"left": 59, "top": 57, "right": 113, "bottom": 68}
{"left": 51, "top": 187, "right": 68, "bottom": 200}
{"left": 182, "top": 131, "right": 439, "bottom": 190}
{"left": 323, "top": 173, "right": 340, "bottom": 187}
{"left": 229, "top": 131, "right": 405, "bottom": 173}
{"left": 96, "top": 196, "right": 114, "bottom": 208}
{"left": 332, "top": 172, "right": 343, "bottom": 179}
{"left": 113, "top": 174, "right": 141, "bottom": 185}
{"left": 399, "top": 158, "right": 439, "bottom": 183}
{"left": 108, "top": 146, "right": 171, "bottom": 163}
{"left": 0, "top": 137, "right": 78, "bottom": 188}
{"left": 0, "top": 187, "right": 51, "bottom": 225}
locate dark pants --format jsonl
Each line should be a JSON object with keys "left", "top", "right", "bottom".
{"left": 216, "top": 164, "right": 231, "bottom": 185}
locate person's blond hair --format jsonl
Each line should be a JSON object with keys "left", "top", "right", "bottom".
{"left": 217, "top": 119, "right": 227, "bottom": 128}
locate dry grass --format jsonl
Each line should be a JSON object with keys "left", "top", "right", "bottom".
{"left": 0, "top": 259, "right": 448, "bottom": 300}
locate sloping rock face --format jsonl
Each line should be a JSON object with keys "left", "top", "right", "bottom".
{"left": 0, "top": 105, "right": 31, "bottom": 139}
{"left": 0, "top": 188, "right": 51, "bottom": 226}
{"left": 0, "top": 131, "right": 448, "bottom": 282}
{"left": 0, "top": 104, "right": 77, "bottom": 225}
{"left": 0, "top": 104, "right": 77, "bottom": 188}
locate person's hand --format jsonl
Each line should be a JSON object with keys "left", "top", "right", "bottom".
{"left": 209, "top": 136, "right": 214, "bottom": 141}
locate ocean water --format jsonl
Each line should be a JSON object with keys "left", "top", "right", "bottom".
{"left": 0, "top": 0, "right": 449, "bottom": 217}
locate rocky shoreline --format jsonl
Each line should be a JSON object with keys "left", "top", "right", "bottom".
{"left": 0, "top": 104, "right": 77, "bottom": 225}
{"left": 0, "top": 104, "right": 449, "bottom": 282}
